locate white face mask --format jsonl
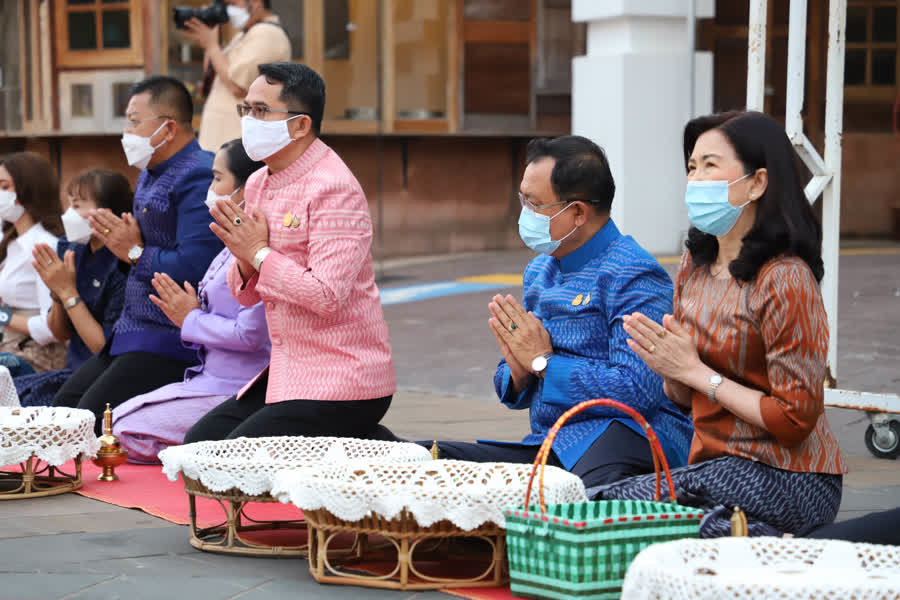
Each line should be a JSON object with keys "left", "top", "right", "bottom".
{"left": 61, "top": 207, "right": 93, "bottom": 245}
{"left": 227, "top": 4, "right": 251, "bottom": 29}
{"left": 121, "top": 121, "right": 168, "bottom": 169}
{"left": 205, "top": 186, "right": 241, "bottom": 210}
{"left": 241, "top": 114, "right": 303, "bottom": 161}
{"left": 0, "top": 190, "right": 24, "bottom": 224}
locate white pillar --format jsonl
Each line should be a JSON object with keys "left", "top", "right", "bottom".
{"left": 572, "top": 0, "right": 715, "bottom": 256}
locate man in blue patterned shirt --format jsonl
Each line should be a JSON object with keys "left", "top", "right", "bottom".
{"left": 431, "top": 136, "right": 693, "bottom": 491}
{"left": 54, "top": 76, "right": 223, "bottom": 434}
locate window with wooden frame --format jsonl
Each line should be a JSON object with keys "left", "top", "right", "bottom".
{"left": 55, "top": 0, "right": 143, "bottom": 68}
{"left": 844, "top": 0, "right": 898, "bottom": 101}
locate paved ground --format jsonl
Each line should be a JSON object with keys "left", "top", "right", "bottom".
{"left": 1, "top": 242, "right": 898, "bottom": 599}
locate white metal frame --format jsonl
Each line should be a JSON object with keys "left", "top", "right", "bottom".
{"left": 746, "top": 0, "right": 900, "bottom": 451}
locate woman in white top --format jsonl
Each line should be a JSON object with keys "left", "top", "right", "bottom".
{"left": 0, "top": 152, "right": 66, "bottom": 372}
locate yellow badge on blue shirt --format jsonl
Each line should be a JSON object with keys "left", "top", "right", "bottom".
{"left": 572, "top": 294, "right": 583, "bottom": 306}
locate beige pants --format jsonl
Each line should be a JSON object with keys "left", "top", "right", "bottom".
{"left": 0, "top": 311, "right": 68, "bottom": 372}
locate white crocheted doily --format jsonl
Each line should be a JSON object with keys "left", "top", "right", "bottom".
{"left": 621, "top": 537, "right": 900, "bottom": 600}
{"left": 270, "top": 459, "right": 588, "bottom": 530}
{"left": 159, "top": 436, "right": 433, "bottom": 496}
{"left": 0, "top": 407, "right": 99, "bottom": 466}
{"left": 0, "top": 367, "right": 19, "bottom": 408}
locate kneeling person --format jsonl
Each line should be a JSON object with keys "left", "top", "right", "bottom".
{"left": 427, "top": 136, "right": 693, "bottom": 489}
{"left": 112, "top": 139, "right": 270, "bottom": 462}
{"left": 185, "top": 62, "right": 395, "bottom": 443}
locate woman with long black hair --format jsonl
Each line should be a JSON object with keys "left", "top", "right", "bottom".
{"left": 597, "top": 111, "right": 846, "bottom": 538}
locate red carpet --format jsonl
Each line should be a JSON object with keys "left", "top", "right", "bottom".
{"left": 71, "top": 460, "right": 303, "bottom": 527}
{"left": 10, "top": 460, "right": 520, "bottom": 599}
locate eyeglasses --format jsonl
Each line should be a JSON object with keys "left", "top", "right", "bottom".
{"left": 236, "top": 104, "right": 309, "bottom": 120}
{"left": 518, "top": 193, "right": 572, "bottom": 213}
{"left": 126, "top": 115, "right": 172, "bottom": 129}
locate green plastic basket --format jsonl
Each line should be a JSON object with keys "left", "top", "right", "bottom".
{"left": 504, "top": 399, "right": 703, "bottom": 600}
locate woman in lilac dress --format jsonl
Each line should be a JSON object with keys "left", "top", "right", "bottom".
{"left": 113, "top": 139, "right": 269, "bottom": 463}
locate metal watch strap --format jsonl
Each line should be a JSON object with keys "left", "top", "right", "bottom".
{"left": 252, "top": 247, "right": 272, "bottom": 271}
{"left": 63, "top": 296, "right": 82, "bottom": 310}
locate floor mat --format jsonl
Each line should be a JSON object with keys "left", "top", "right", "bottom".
{"left": 71, "top": 460, "right": 303, "bottom": 528}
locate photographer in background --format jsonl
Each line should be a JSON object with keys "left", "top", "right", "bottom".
{"left": 183, "top": 0, "right": 291, "bottom": 151}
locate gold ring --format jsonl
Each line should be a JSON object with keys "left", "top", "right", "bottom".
{"left": 103, "top": 228, "right": 110, "bottom": 234}
{"left": 509, "top": 322, "right": 518, "bottom": 332}
{"left": 233, "top": 217, "right": 242, "bottom": 226}
{"left": 648, "top": 344, "right": 656, "bottom": 353}
{"left": 657, "top": 329, "right": 667, "bottom": 338}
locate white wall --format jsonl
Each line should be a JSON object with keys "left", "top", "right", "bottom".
{"left": 572, "top": 1, "right": 714, "bottom": 256}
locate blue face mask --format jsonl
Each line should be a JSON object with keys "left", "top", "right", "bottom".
{"left": 518, "top": 202, "right": 577, "bottom": 254}
{"left": 685, "top": 173, "right": 752, "bottom": 236}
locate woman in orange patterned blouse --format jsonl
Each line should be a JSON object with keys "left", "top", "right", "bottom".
{"left": 597, "top": 111, "right": 846, "bottom": 538}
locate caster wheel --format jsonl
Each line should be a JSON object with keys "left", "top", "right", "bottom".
{"left": 865, "top": 420, "right": 900, "bottom": 459}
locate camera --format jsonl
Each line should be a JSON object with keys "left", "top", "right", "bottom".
{"left": 173, "top": 1, "right": 229, "bottom": 30}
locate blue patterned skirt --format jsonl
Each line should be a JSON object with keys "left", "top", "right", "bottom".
{"left": 14, "top": 369, "right": 73, "bottom": 407}
{"left": 591, "top": 455, "right": 842, "bottom": 537}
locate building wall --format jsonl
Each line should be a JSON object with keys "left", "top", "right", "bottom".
{"left": 4, "top": 129, "right": 896, "bottom": 253}
{"left": 3, "top": 133, "right": 528, "bottom": 258}
{"left": 326, "top": 136, "right": 526, "bottom": 257}
{"left": 841, "top": 133, "right": 900, "bottom": 237}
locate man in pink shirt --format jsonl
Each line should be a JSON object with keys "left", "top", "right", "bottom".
{"left": 184, "top": 62, "right": 396, "bottom": 443}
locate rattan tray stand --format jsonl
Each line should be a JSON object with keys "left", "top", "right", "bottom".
{"left": 303, "top": 508, "right": 508, "bottom": 590}
{"left": 0, "top": 455, "right": 83, "bottom": 499}
{"left": 183, "top": 474, "right": 310, "bottom": 556}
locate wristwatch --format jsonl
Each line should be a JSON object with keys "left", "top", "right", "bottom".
{"left": 252, "top": 246, "right": 272, "bottom": 271}
{"left": 63, "top": 296, "right": 83, "bottom": 310}
{"left": 707, "top": 372, "right": 723, "bottom": 403}
{"left": 531, "top": 352, "right": 554, "bottom": 378}
{"left": 127, "top": 245, "right": 144, "bottom": 265}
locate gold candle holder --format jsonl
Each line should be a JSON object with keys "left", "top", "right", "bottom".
{"left": 91, "top": 403, "right": 128, "bottom": 481}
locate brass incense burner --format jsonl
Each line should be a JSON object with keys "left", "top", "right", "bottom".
{"left": 91, "top": 403, "right": 127, "bottom": 481}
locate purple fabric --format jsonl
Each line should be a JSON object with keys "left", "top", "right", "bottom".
{"left": 112, "top": 248, "right": 270, "bottom": 462}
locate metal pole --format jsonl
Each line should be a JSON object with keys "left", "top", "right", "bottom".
{"left": 785, "top": 0, "right": 807, "bottom": 137}
{"left": 822, "top": 0, "right": 848, "bottom": 378}
{"left": 746, "top": 0, "right": 767, "bottom": 111}
{"left": 687, "top": 0, "right": 696, "bottom": 118}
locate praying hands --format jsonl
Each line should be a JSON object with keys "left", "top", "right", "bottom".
{"left": 488, "top": 294, "right": 553, "bottom": 391}
{"left": 149, "top": 272, "right": 200, "bottom": 328}
{"left": 208, "top": 197, "right": 269, "bottom": 279}
{"left": 89, "top": 209, "right": 143, "bottom": 263}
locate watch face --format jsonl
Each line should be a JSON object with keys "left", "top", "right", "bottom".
{"left": 711, "top": 374, "right": 723, "bottom": 385}
{"left": 128, "top": 246, "right": 141, "bottom": 259}
{"left": 531, "top": 356, "right": 548, "bottom": 372}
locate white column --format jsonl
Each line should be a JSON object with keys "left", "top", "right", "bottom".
{"left": 572, "top": 0, "right": 715, "bottom": 256}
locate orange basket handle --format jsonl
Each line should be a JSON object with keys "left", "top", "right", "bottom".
{"left": 523, "top": 398, "right": 678, "bottom": 513}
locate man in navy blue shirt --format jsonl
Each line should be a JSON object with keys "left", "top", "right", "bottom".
{"left": 425, "top": 136, "right": 693, "bottom": 490}
{"left": 54, "top": 76, "right": 223, "bottom": 434}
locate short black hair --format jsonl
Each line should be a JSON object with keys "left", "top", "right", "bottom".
{"left": 67, "top": 169, "right": 133, "bottom": 217}
{"left": 129, "top": 76, "right": 194, "bottom": 125}
{"left": 683, "top": 110, "right": 824, "bottom": 283}
{"left": 525, "top": 136, "right": 616, "bottom": 213}
{"left": 257, "top": 62, "right": 325, "bottom": 135}
{"left": 219, "top": 138, "right": 265, "bottom": 187}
